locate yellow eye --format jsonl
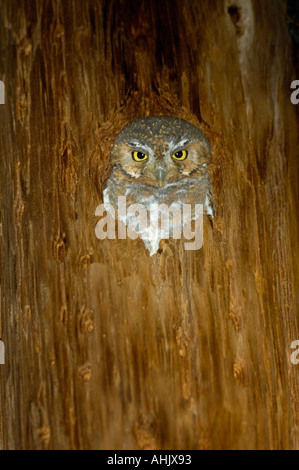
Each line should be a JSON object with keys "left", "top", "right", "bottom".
{"left": 132, "top": 151, "right": 148, "bottom": 162}
{"left": 172, "top": 150, "right": 188, "bottom": 161}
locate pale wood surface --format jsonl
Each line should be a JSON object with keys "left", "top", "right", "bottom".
{"left": 0, "top": 0, "right": 298, "bottom": 449}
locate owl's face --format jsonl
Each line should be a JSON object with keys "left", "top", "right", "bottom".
{"left": 110, "top": 116, "right": 211, "bottom": 187}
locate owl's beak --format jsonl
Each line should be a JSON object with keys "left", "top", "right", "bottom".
{"left": 156, "top": 167, "right": 166, "bottom": 185}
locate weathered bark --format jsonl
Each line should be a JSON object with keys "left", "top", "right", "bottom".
{"left": 0, "top": 0, "right": 298, "bottom": 450}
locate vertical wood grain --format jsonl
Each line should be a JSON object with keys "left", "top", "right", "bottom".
{"left": 0, "top": 0, "right": 298, "bottom": 449}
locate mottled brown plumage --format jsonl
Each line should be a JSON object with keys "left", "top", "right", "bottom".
{"left": 103, "top": 116, "right": 214, "bottom": 254}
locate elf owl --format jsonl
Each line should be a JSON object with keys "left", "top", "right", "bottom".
{"left": 103, "top": 116, "right": 214, "bottom": 255}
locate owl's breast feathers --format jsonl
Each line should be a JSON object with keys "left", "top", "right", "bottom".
{"left": 104, "top": 166, "right": 214, "bottom": 215}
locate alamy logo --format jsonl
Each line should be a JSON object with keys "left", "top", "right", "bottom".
{"left": 290, "top": 340, "right": 299, "bottom": 365}
{"left": 290, "top": 80, "right": 299, "bottom": 105}
{"left": 95, "top": 196, "right": 203, "bottom": 254}
{"left": 0, "top": 340, "right": 4, "bottom": 364}
{"left": 0, "top": 80, "right": 4, "bottom": 104}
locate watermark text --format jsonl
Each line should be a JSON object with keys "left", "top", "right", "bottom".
{"left": 95, "top": 197, "right": 203, "bottom": 253}
{"left": 290, "top": 80, "right": 299, "bottom": 105}
{"left": 0, "top": 340, "right": 4, "bottom": 364}
{"left": 291, "top": 340, "right": 299, "bottom": 365}
{"left": 0, "top": 80, "right": 4, "bottom": 104}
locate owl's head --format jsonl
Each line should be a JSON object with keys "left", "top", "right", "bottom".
{"left": 110, "top": 116, "right": 211, "bottom": 186}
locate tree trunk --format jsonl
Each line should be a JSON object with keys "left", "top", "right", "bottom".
{"left": 0, "top": 0, "right": 298, "bottom": 450}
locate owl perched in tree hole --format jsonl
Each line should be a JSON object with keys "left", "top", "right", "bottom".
{"left": 103, "top": 116, "right": 214, "bottom": 255}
